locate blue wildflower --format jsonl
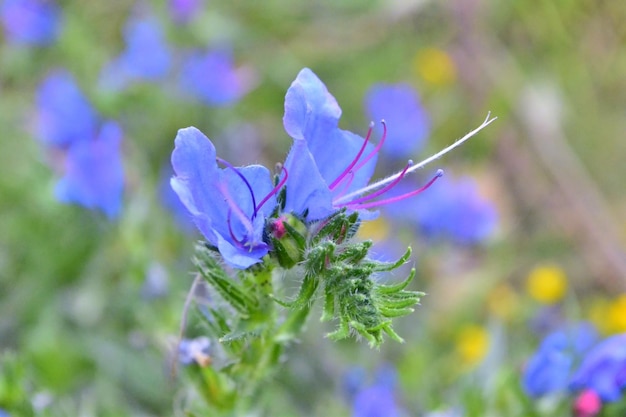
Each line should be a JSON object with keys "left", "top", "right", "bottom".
{"left": 170, "top": 127, "right": 285, "bottom": 269}
{"left": 522, "top": 322, "right": 598, "bottom": 398}
{"left": 0, "top": 408, "right": 10, "bottom": 417}
{"left": 282, "top": 68, "right": 442, "bottom": 222}
{"left": 35, "top": 70, "right": 97, "bottom": 147}
{"left": 169, "top": 0, "right": 203, "bottom": 24}
{"left": 99, "top": 16, "right": 171, "bottom": 91}
{"left": 179, "top": 49, "right": 251, "bottom": 106}
{"left": 178, "top": 336, "right": 211, "bottom": 366}
{"left": 364, "top": 83, "right": 430, "bottom": 158}
{"left": 350, "top": 366, "right": 401, "bottom": 417}
{"left": 569, "top": 333, "right": 626, "bottom": 402}
{"left": 55, "top": 121, "right": 125, "bottom": 219}
{"left": 0, "top": 0, "right": 61, "bottom": 46}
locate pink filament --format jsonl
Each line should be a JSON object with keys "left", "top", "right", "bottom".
{"left": 217, "top": 182, "right": 255, "bottom": 240}
{"left": 336, "top": 160, "right": 413, "bottom": 207}
{"left": 351, "top": 120, "right": 387, "bottom": 173}
{"left": 347, "top": 169, "right": 443, "bottom": 210}
{"left": 216, "top": 157, "right": 258, "bottom": 216}
{"left": 328, "top": 122, "right": 374, "bottom": 191}
{"left": 255, "top": 166, "right": 288, "bottom": 217}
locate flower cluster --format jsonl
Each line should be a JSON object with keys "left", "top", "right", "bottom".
{"left": 35, "top": 71, "right": 124, "bottom": 219}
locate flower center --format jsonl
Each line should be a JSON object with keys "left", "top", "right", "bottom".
{"left": 216, "top": 157, "right": 288, "bottom": 249}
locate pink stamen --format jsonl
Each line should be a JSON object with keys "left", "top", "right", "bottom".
{"left": 217, "top": 157, "right": 258, "bottom": 216}
{"left": 347, "top": 169, "right": 443, "bottom": 210}
{"left": 332, "top": 171, "right": 355, "bottom": 201}
{"left": 217, "top": 182, "right": 255, "bottom": 239}
{"left": 328, "top": 122, "right": 374, "bottom": 191}
{"left": 226, "top": 210, "right": 246, "bottom": 248}
{"left": 336, "top": 160, "right": 413, "bottom": 207}
{"left": 351, "top": 120, "right": 387, "bottom": 173}
{"left": 255, "top": 167, "right": 288, "bottom": 216}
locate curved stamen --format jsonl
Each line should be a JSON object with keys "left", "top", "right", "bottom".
{"left": 351, "top": 120, "right": 387, "bottom": 173}
{"left": 336, "top": 160, "right": 413, "bottom": 207}
{"left": 216, "top": 157, "right": 258, "bottom": 214}
{"left": 255, "top": 166, "right": 289, "bottom": 216}
{"left": 328, "top": 122, "right": 374, "bottom": 191}
{"left": 348, "top": 169, "right": 443, "bottom": 210}
{"left": 332, "top": 171, "right": 355, "bottom": 200}
{"left": 226, "top": 210, "right": 247, "bottom": 249}
{"left": 217, "top": 182, "right": 255, "bottom": 240}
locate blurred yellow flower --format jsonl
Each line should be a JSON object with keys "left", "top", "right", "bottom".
{"left": 526, "top": 264, "right": 568, "bottom": 304}
{"left": 455, "top": 324, "right": 490, "bottom": 370}
{"left": 412, "top": 47, "right": 457, "bottom": 86}
{"left": 357, "top": 217, "right": 390, "bottom": 242}
{"left": 607, "top": 294, "right": 626, "bottom": 334}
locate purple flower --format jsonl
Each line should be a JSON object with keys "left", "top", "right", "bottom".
{"left": 385, "top": 174, "right": 496, "bottom": 245}
{"left": 364, "top": 83, "right": 429, "bottom": 158}
{"left": 522, "top": 322, "right": 598, "bottom": 398}
{"left": 168, "top": 0, "right": 203, "bottom": 24}
{"left": 35, "top": 70, "right": 97, "bottom": 147}
{"left": 0, "top": 0, "right": 61, "bottom": 46}
{"left": 178, "top": 336, "right": 211, "bottom": 366}
{"left": 569, "top": 333, "right": 626, "bottom": 402}
{"left": 55, "top": 121, "right": 125, "bottom": 219}
{"left": 99, "top": 17, "right": 171, "bottom": 91}
{"left": 179, "top": 49, "right": 251, "bottom": 106}
{"left": 282, "top": 68, "right": 441, "bottom": 222}
{"left": 350, "top": 366, "right": 401, "bottom": 417}
{"left": 170, "top": 127, "right": 284, "bottom": 269}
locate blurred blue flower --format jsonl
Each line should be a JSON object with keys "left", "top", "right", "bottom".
{"left": 385, "top": 174, "right": 496, "bottom": 245}
{"left": 522, "top": 322, "right": 598, "bottom": 398}
{"left": 35, "top": 70, "right": 97, "bottom": 147}
{"left": 169, "top": 0, "right": 203, "bottom": 24}
{"left": 170, "top": 127, "right": 279, "bottom": 269}
{"left": 0, "top": 0, "right": 61, "bottom": 46}
{"left": 350, "top": 366, "right": 401, "bottom": 417}
{"left": 364, "top": 83, "right": 429, "bottom": 158}
{"left": 99, "top": 16, "right": 171, "bottom": 91}
{"left": 0, "top": 409, "right": 9, "bottom": 417}
{"left": 179, "top": 49, "right": 250, "bottom": 106}
{"left": 55, "top": 121, "right": 125, "bottom": 219}
{"left": 178, "top": 336, "right": 211, "bottom": 366}
{"left": 569, "top": 333, "right": 626, "bottom": 402}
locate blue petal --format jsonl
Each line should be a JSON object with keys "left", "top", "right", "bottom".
{"left": 283, "top": 139, "right": 333, "bottom": 221}
{"left": 283, "top": 68, "right": 341, "bottom": 141}
{"left": 171, "top": 127, "right": 223, "bottom": 246}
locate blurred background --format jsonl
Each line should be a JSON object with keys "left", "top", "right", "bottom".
{"left": 1, "top": 0, "right": 625, "bottom": 416}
